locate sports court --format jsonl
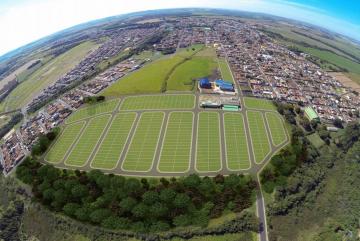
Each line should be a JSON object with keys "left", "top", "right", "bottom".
{"left": 122, "top": 112, "right": 164, "bottom": 171}
{"left": 120, "top": 95, "right": 195, "bottom": 110}
{"left": 223, "top": 113, "right": 250, "bottom": 170}
{"left": 247, "top": 111, "right": 271, "bottom": 164}
{"left": 158, "top": 112, "right": 193, "bottom": 172}
{"left": 91, "top": 113, "right": 137, "bottom": 169}
{"left": 196, "top": 112, "right": 221, "bottom": 172}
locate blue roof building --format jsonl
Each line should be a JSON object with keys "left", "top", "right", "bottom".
{"left": 199, "top": 78, "right": 211, "bottom": 89}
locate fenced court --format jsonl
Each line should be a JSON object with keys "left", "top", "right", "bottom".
{"left": 158, "top": 112, "right": 193, "bottom": 172}
{"left": 196, "top": 112, "right": 221, "bottom": 172}
{"left": 265, "top": 112, "right": 287, "bottom": 146}
{"left": 65, "top": 115, "right": 111, "bottom": 167}
{"left": 91, "top": 113, "right": 137, "bottom": 169}
{"left": 122, "top": 112, "right": 164, "bottom": 172}
{"left": 66, "top": 98, "right": 120, "bottom": 124}
{"left": 224, "top": 113, "right": 250, "bottom": 170}
{"left": 247, "top": 111, "right": 271, "bottom": 164}
{"left": 120, "top": 95, "right": 195, "bottom": 110}
{"left": 45, "top": 121, "right": 85, "bottom": 164}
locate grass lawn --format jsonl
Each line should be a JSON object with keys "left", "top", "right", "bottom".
{"left": 45, "top": 122, "right": 85, "bottom": 164}
{"left": 65, "top": 115, "right": 111, "bottom": 167}
{"left": 265, "top": 112, "right": 287, "bottom": 146}
{"left": 0, "top": 41, "right": 98, "bottom": 111}
{"left": 122, "top": 112, "right": 164, "bottom": 172}
{"left": 158, "top": 112, "right": 193, "bottom": 172}
{"left": 90, "top": 113, "right": 136, "bottom": 169}
{"left": 247, "top": 111, "right": 271, "bottom": 164}
{"left": 120, "top": 95, "right": 195, "bottom": 110}
{"left": 102, "top": 55, "right": 184, "bottom": 96}
{"left": 218, "top": 58, "right": 234, "bottom": 82}
{"left": 307, "top": 133, "right": 325, "bottom": 149}
{"left": 167, "top": 56, "right": 217, "bottom": 91}
{"left": 196, "top": 112, "right": 221, "bottom": 172}
{"left": 244, "top": 97, "right": 277, "bottom": 111}
{"left": 223, "top": 113, "right": 250, "bottom": 170}
{"left": 66, "top": 99, "right": 120, "bottom": 124}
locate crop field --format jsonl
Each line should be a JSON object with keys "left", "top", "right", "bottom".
{"left": 91, "top": 113, "right": 136, "bottom": 169}
{"left": 218, "top": 58, "right": 234, "bottom": 82}
{"left": 122, "top": 112, "right": 164, "bottom": 172}
{"left": 196, "top": 112, "right": 221, "bottom": 172}
{"left": 224, "top": 113, "right": 250, "bottom": 170}
{"left": 158, "top": 112, "right": 193, "bottom": 172}
{"left": 66, "top": 98, "right": 120, "bottom": 124}
{"left": 0, "top": 41, "right": 98, "bottom": 111}
{"left": 45, "top": 122, "right": 85, "bottom": 164}
{"left": 244, "top": 97, "right": 277, "bottom": 111}
{"left": 120, "top": 95, "right": 195, "bottom": 110}
{"left": 65, "top": 115, "right": 111, "bottom": 167}
{"left": 265, "top": 113, "right": 287, "bottom": 146}
{"left": 247, "top": 111, "right": 271, "bottom": 164}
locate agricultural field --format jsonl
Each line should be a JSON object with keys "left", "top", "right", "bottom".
{"left": 158, "top": 112, "right": 193, "bottom": 172}
{"left": 65, "top": 115, "right": 111, "bottom": 167}
{"left": 122, "top": 112, "right": 164, "bottom": 172}
{"left": 247, "top": 111, "right": 271, "bottom": 163}
{"left": 45, "top": 122, "right": 85, "bottom": 164}
{"left": 66, "top": 98, "right": 120, "bottom": 124}
{"left": 265, "top": 113, "right": 287, "bottom": 146}
{"left": 196, "top": 112, "right": 221, "bottom": 172}
{"left": 91, "top": 113, "right": 136, "bottom": 169}
{"left": 120, "top": 95, "right": 195, "bottom": 110}
{"left": 244, "top": 97, "right": 277, "bottom": 111}
{"left": 224, "top": 113, "right": 250, "bottom": 170}
{"left": 0, "top": 41, "right": 98, "bottom": 111}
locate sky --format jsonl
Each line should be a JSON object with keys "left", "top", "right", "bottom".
{"left": 0, "top": 0, "right": 359, "bottom": 56}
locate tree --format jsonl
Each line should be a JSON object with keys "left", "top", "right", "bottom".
{"left": 101, "top": 216, "right": 130, "bottom": 229}
{"left": 173, "top": 193, "right": 191, "bottom": 209}
{"left": 159, "top": 188, "right": 176, "bottom": 203}
{"left": 142, "top": 191, "right": 159, "bottom": 205}
{"left": 75, "top": 207, "right": 91, "bottom": 221}
{"left": 150, "top": 202, "right": 168, "bottom": 218}
{"left": 71, "top": 184, "right": 89, "bottom": 199}
{"left": 63, "top": 203, "right": 80, "bottom": 217}
{"left": 90, "top": 208, "right": 112, "bottom": 224}
{"left": 120, "top": 197, "right": 137, "bottom": 212}
{"left": 183, "top": 174, "right": 201, "bottom": 189}
{"left": 131, "top": 203, "right": 149, "bottom": 218}
{"left": 150, "top": 221, "right": 170, "bottom": 232}
{"left": 334, "top": 118, "right": 343, "bottom": 128}
{"left": 173, "top": 214, "right": 192, "bottom": 226}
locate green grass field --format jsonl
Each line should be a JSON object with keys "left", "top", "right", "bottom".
{"left": 120, "top": 95, "right": 195, "bottom": 110}
{"left": 45, "top": 122, "right": 85, "bottom": 163}
{"left": 196, "top": 112, "right": 221, "bottom": 172}
{"left": 265, "top": 112, "right": 287, "bottom": 146}
{"left": 307, "top": 132, "right": 325, "bottom": 149}
{"left": 122, "top": 112, "right": 164, "bottom": 172}
{"left": 65, "top": 115, "right": 111, "bottom": 167}
{"left": 244, "top": 97, "right": 277, "bottom": 111}
{"left": 247, "top": 111, "right": 271, "bottom": 164}
{"left": 90, "top": 113, "right": 136, "bottom": 169}
{"left": 0, "top": 41, "right": 98, "bottom": 111}
{"left": 167, "top": 56, "right": 217, "bottom": 91}
{"left": 218, "top": 58, "right": 234, "bottom": 82}
{"left": 223, "top": 113, "right": 250, "bottom": 170}
{"left": 158, "top": 112, "right": 193, "bottom": 172}
{"left": 66, "top": 99, "right": 120, "bottom": 124}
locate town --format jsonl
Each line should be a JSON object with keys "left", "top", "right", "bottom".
{"left": 1, "top": 15, "right": 359, "bottom": 175}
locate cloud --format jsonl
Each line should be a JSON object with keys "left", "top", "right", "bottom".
{"left": 0, "top": 0, "right": 359, "bottom": 56}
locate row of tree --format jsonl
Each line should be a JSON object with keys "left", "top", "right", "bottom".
{"left": 16, "top": 159, "right": 257, "bottom": 233}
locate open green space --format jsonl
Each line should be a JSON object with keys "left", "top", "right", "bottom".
{"left": 223, "top": 113, "right": 250, "bottom": 170}
{"left": 244, "top": 97, "right": 276, "bottom": 111}
{"left": 196, "top": 112, "right": 221, "bottom": 172}
{"left": 122, "top": 112, "right": 164, "bottom": 172}
{"left": 247, "top": 111, "right": 271, "bottom": 163}
{"left": 218, "top": 58, "right": 234, "bottom": 82}
{"left": 120, "top": 95, "right": 195, "bottom": 110}
{"left": 66, "top": 98, "right": 120, "bottom": 124}
{"left": 158, "top": 112, "right": 193, "bottom": 172}
{"left": 45, "top": 122, "right": 85, "bottom": 164}
{"left": 65, "top": 115, "right": 111, "bottom": 167}
{"left": 265, "top": 112, "right": 287, "bottom": 146}
{"left": 306, "top": 132, "right": 325, "bottom": 149}
{"left": 0, "top": 41, "right": 98, "bottom": 111}
{"left": 167, "top": 48, "right": 217, "bottom": 91}
{"left": 91, "top": 113, "right": 136, "bottom": 169}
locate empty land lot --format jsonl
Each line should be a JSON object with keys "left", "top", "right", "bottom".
{"left": 244, "top": 97, "right": 277, "bottom": 111}
{"left": 265, "top": 112, "right": 287, "bottom": 146}
{"left": 120, "top": 95, "right": 195, "bottom": 110}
